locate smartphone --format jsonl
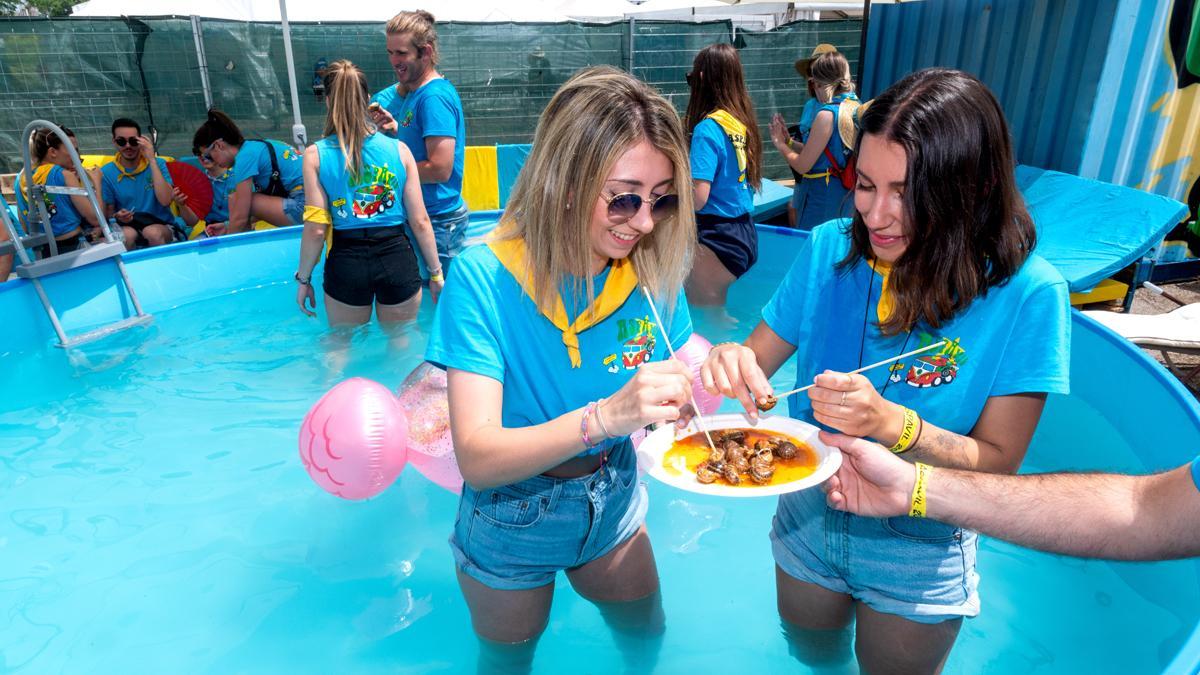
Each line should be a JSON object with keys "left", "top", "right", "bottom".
{"left": 368, "top": 102, "right": 382, "bottom": 113}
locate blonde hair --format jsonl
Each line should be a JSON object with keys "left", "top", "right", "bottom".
{"left": 499, "top": 66, "right": 695, "bottom": 316}
{"left": 385, "top": 10, "right": 439, "bottom": 66}
{"left": 322, "top": 60, "right": 373, "bottom": 178}
{"left": 808, "top": 51, "right": 855, "bottom": 101}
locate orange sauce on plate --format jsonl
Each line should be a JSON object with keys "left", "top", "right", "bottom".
{"left": 662, "top": 429, "right": 818, "bottom": 488}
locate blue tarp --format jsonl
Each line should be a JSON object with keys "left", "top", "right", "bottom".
{"left": 1018, "top": 165, "right": 1189, "bottom": 292}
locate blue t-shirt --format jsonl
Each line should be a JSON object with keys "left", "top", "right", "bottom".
{"left": 804, "top": 92, "right": 857, "bottom": 174}
{"left": 426, "top": 244, "right": 693, "bottom": 456}
{"left": 371, "top": 78, "right": 465, "bottom": 216}
{"left": 206, "top": 168, "right": 231, "bottom": 223}
{"left": 15, "top": 165, "right": 84, "bottom": 236}
{"left": 797, "top": 98, "right": 820, "bottom": 137}
{"left": 316, "top": 133, "right": 408, "bottom": 231}
{"left": 100, "top": 157, "right": 174, "bottom": 223}
{"left": 227, "top": 140, "right": 303, "bottom": 197}
{"left": 762, "top": 221, "right": 1071, "bottom": 438}
{"left": 1191, "top": 456, "right": 1200, "bottom": 491}
{"left": 690, "top": 118, "right": 753, "bottom": 219}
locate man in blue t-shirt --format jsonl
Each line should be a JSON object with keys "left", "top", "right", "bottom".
{"left": 369, "top": 10, "right": 466, "bottom": 281}
{"left": 818, "top": 433, "right": 1200, "bottom": 561}
{"left": 100, "top": 118, "right": 176, "bottom": 248}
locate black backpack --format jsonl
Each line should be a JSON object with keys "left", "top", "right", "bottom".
{"left": 251, "top": 139, "right": 289, "bottom": 198}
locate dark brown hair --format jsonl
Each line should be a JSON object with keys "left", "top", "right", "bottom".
{"left": 683, "top": 43, "right": 762, "bottom": 190}
{"left": 192, "top": 109, "right": 244, "bottom": 151}
{"left": 31, "top": 125, "right": 76, "bottom": 162}
{"left": 842, "top": 67, "right": 1036, "bottom": 335}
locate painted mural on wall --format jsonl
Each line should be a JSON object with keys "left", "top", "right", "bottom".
{"left": 1147, "top": 0, "right": 1199, "bottom": 218}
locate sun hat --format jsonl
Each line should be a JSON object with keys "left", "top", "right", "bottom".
{"left": 795, "top": 43, "right": 838, "bottom": 78}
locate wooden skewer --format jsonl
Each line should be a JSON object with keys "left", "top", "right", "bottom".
{"left": 766, "top": 340, "right": 949, "bottom": 404}
{"left": 640, "top": 286, "right": 720, "bottom": 453}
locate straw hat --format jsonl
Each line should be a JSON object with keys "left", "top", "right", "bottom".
{"left": 836, "top": 98, "right": 861, "bottom": 150}
{"left": 794, "top": 43, "right": 838, "bottom": 78}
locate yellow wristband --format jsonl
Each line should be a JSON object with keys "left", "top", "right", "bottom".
{"left": 786, "top": 137, "right": 794, "bottom": 149}
{"left": 909, "top": 462, "right": 931, "bottom": 518}
{"left": 889, "top": 406, "right": 920, "bottom": 454}
{"left": 430, "top": 273, "right": 445, "bottom": 283}
{"left": 303, "top": 205, "right": 332, "bottom": 225}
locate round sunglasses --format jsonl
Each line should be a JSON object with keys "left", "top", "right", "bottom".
{"left": 113, "top": 136, "right": 140, "bottom": 148}
{"left": 605, "top": 192, "right": 679, "bottom": 224}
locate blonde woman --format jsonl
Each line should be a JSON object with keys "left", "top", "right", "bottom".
{"left": 425, "top": 67, "right": 695, "bottom": 655}
{"left": 770, "top": 48, "right": 859, "bottom": 230}
{"left": 294, "top": 60, "right": 442, "bottom": 326}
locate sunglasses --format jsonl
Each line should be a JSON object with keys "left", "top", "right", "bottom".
{"left": 114, "top": 136, "right": 140, "bottom": 148}
{"left": 605, "top": 192, "right": 679, "bottom": 224}
{"left": 200, "top": 140, "right": 218, "bottom": 163}
{"left": 685, "top": 71, "right": 695, "bottom": 87}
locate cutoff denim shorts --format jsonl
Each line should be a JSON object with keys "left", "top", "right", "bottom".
{"left": 283, "top": 188, "right": 305, "bottom": 225}
{"left": 771, "top": 483, "right": 980, "bottom": 624}
{"left": 450, "top": 440, "right": 647, "bottom": 591}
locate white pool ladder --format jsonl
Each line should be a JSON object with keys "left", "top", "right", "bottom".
{"left": 0, "top": 120, "right": 152, "bottom": 348}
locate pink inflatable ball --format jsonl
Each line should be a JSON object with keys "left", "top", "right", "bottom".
{"left": 396, "top": 363, "right": 463, "bottom": 495}
{"left": 299, "top": 377, "right": 409, "bottom": 500}
{"left": 673, "top": 333, "right": 722, "bottom": 416}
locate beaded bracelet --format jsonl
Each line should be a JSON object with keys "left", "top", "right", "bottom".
{"left": 581, "top": 401, "right": 598, "bottom": 448}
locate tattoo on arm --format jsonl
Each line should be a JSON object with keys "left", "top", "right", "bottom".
{"left": 910, "top": 424, "right": 973, "bottom": 470}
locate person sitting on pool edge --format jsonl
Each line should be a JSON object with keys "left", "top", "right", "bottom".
{"left": 700, "top": 68, "right": 1071, "bottom": 673}
{"left": 192, "top": 110, "right": 305, "bottom": 234}
{"left": 369, "top": 10, "right": 468, "bottom": 279}
{"left": 424, "top": 67, "right": 695, "bottom": 669}
{"left": 15, "top": 125, "right": 104, "bottom": 259}
{"left": 100, "top": 117, "right": 178, "bottom": 249}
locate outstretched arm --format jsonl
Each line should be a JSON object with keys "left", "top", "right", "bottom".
{"left": 822, "top": 432, "right": 1200, "bottom": 561}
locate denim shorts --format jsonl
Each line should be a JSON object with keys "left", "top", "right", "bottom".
{"left": 450, "top": 440, "right": 648, "bottom": 591}
{"left": 771, "top": 484, "right": 979, "bottom": 624}
{"left": 283, "top": 189, "right": 305, "bottom": 225}
{"left": 408, "top": 202, "right": 468, "bottom": 280}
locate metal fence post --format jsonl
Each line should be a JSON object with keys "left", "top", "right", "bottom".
{"left": 190, "top": 15, "right": 213, "bottom": 110}
{"left": 628, "top": 17, "right": 636, "bottom": 73}
{"left": 278, "top": 0, "right": 308, "bottom": 149}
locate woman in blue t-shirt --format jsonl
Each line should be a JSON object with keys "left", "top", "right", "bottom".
{"left": 683, "top": 43, "right": 763, "bottom": 306}
{"left": 191, "top": 110, "right": 304, "bottom": 234}
{"left": 15, "top": 125, "right": 103, "bottom": 258}
{"left": 769, "top": 49, "right": 859, "bottom": 230}
{"left": 293, "top": 60, "right": 442, "bottom": 326}
{"left": 425, "top": 67, "right": 695, "bottom": 655}
{"left": 702, "top": 69, "right": 1071, "bottom": 673}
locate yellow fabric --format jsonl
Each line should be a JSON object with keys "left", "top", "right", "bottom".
{"left": 303, "top": 206, "right": 332, "bottom": 224}
{"left": 802, "top": 170, "right": 831, "bottom": 185}
{"left": 111, "top": 155, "right": 149, "bottom": 182}
{"left": 79, "top": 154, "right": 114, "bottom": 171}
{"left": 463, "top": 145, "right": 500, "bottom": 211}
{"left": 488, "top": 233, "right": 638, "bottom": 368}
{"left": 188, "top": 221, "right": 206, "bottom": 240}
{"left": 705, "top": 109, "right": 748, "bottom": 183}
{"left": 871, "top": 257, "right": 895, "bottom": 323}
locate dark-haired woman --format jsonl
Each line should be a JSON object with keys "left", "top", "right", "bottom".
{"left": 192, "top": 110, "right": 304, "bottom": 234}
{"left": 293, "top": 60, "right": 442, "bottom": 326}
{"left": 683, "top": 43, "right": 763, "bottom": 306}
{"left": 15, "top": 126, "right": 102, "bottom": 258}
{"left": 701, "top": 68, "right": 1070, "bottom": 672}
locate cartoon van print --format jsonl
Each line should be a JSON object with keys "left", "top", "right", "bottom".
{"left": 621, "top": 334, "right": 656, "bottom": 369}
{"left": 905, "top": 354, "right": 958, "bottom": 388}
{"left": 352, "top": 183, "right": 395, "bottom": 218}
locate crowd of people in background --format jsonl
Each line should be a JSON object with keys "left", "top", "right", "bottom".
{"left": 3, "top": 10, "right": 1197, "bottom": 674}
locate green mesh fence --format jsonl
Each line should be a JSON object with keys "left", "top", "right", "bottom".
{"left": 0, "top": 16, "right": 861, "bottom": 181}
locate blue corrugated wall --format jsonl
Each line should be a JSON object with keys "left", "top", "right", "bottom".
{"left": 862, "top": 0, "right": 1120, "bottom": 176}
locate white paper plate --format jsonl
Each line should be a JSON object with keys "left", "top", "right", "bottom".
{"left": 636, "top": 413, "right": 842, "bottom": 498}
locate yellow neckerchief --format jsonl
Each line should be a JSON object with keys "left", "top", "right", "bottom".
{"left": 112, "top": 155, "right": 149, "bottom": 182}
{"left": 705, "top": 109, "right": 748, "bottom": 183}
{"left": 488, "top": 233, "right": 638, "bottom": 368}
{"left": 18, "top": 164, "right": 56, "bottom": 204}
{"left": 303, "top": 205, "right": 335, "bottom": 254}
{"left": 869, "top": 256, "right": 895, "bottom": 323}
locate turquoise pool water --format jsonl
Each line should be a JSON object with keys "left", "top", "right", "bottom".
{"left": 2, "top": 230, "right": 1198, "bottom": 673}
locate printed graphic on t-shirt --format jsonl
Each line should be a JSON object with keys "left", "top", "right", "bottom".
{"left": 400, "top": 110, "right": 415, "bottom": 128}
{"left": 604, "top": 315, "right": 658, "bottom": 373}
{"left": 347, "top": 164, "right": 398, "bottom": 219}
{"left": 888, "top": 333, "right": 968, "bottom": 389}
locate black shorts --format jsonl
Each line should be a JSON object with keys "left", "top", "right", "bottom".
{"left": 324, "top": 225, "right": 422, "bottom": 307}
{"left": 696, "top": 211, "right": 757, "bottom": 278}
{"left": 36, "top": 231, "right": 85, "bottom": 259}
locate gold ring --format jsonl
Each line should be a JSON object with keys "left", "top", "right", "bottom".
{"left": 840, "top": 391, "right": 847, "bottom": 407}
